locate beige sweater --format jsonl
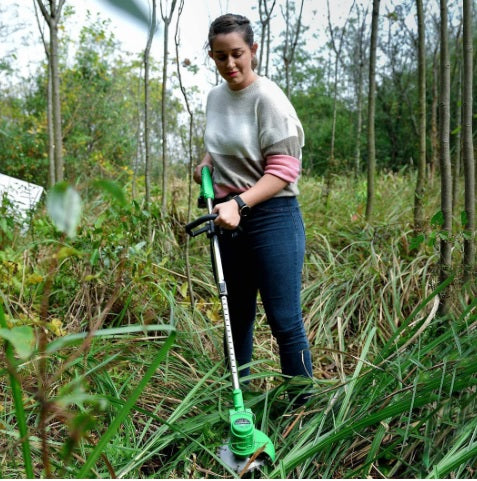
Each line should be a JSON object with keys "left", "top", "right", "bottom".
{"left": 204, "top": 76, "right": 304, "bottom": 199}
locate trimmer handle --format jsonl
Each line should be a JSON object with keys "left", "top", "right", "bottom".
{"left": 187, "top": 165, "right": 217, "bottom": 237}
{"left": 185, "top": 214, "right": 217, "bottom": 237}
{"left": 200, "top": 166, "right": 214, "bottom": 201}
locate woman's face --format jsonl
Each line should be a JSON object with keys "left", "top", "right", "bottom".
{"left": 209, "top": 32, "right": 258, "bottom": 91}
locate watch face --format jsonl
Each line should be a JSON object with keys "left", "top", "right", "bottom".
{"left": 240, "top": 205, "right": 250, "bottom": 217}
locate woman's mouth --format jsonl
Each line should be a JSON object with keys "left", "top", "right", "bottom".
{"left": 227, "top": 71, "right": 238, "bottom": 78}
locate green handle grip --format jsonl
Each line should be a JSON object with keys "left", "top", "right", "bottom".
{"left": 200, "top": 166, "right": 214, "bottom": 201}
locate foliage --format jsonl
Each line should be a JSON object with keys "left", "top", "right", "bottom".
{"left": 0, "top": 11, "right": 193, "bottom": 187}
{"left": 293, "top": 84, "right": 356, "bottom": 175}
{"left": 1, "top": 173, "right": 476, "bottom": 478}
{"left": 0, "top": 90, "right": 49, "bottom": 183}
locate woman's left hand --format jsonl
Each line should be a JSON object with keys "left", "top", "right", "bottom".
{"left": 212, "top": 200, "right": 241, "bottom": 229}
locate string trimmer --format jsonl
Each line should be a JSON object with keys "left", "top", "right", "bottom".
{"left": 185, "top": 166, "right": 276, "bottom": 473}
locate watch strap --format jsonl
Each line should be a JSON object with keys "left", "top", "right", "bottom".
{"left": 233, "top": 195, "right": 250, "bottom": 216}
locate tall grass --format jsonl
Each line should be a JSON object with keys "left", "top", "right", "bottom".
{"left": 1, "top": 173, "right": 476, "bottom": 478}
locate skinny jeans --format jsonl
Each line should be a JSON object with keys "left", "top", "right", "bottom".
{"left": 216, "top": 196, "right": 312, "bottom": 380}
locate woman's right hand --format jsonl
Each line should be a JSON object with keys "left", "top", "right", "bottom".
{"left": 194, "top": 154, "right": 213, "bottom": 184}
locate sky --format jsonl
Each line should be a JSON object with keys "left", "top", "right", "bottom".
{"left": 1, "top": 0, "right": 358, "bottom": 99}
{"left": 1, "top": 1, "right": 405, "bottom": 107}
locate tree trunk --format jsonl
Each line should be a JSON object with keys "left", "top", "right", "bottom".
{"left": 430, "top": 47, "right": 439, "bottom": 183}
{"left": 161, "top": 20, "right": 170, "bottom": 214}
{"left": 324, "top": 0, "right": 354, "bottom": 202}
{"left": 258, "top": 0, "right": 276, "bottom": 76}
{"left": 354, "top": 8, "right": 367, "bottom": 177}
{"left": 49, "top": 9, "right": 63, "bottom": 182}
{"left": 174, "top": 0, "right": 196, "bottom": 307}
{"left": 144, "top": 0, "right": 157, "bottom": 211}
{"left": 438, "top": 0, "right": 452, "bottom": 311}
{"left": 462, "top": 0, "right": 475, "bottom": 284}
{"left": 160, "top": 0, "right": 178, "bottom": 214}
{"left": 280, "top": 0, "right": 304, "bottom": 98}
{"left": 265, "top": 12, "right": 272, "bottom": 76}
{"left": 47, "top": 70, "right": 55, "bottom": 186}
{"left": 452, "top": 59, "right": 461, "bottom": 215}
{"left": 35, "top": 0, "right": 65, "bottom": 184}
{"left": 413, "top": 0, "right": 426, "bottom": 231}
{"left": 365, "top": 0, "right": 380, "bottom": 221}
{"left": 283, "top": 1, "right": 291, "bottom": 97}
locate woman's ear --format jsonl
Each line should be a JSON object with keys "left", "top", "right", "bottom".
{"left": 251, "top": 42, "right": 258, "bottom": 56}
{"left": 208, "top": 50, "right": 214, "bottom": 59}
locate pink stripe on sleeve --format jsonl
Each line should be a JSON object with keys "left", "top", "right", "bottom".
{"left": 264, "top": 155, "right": 300, "bottom": 183}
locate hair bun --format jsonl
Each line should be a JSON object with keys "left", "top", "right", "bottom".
{"left": 235, "top": 17, "right": 250, "bottom": 26}
{"left": 208, "top": 13, "right": 255, "bottom": 49}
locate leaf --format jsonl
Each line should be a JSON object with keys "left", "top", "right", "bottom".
{"left": 93, "top": 179, "right": 127, "bottom": 207}
{"left": 451, "top": 125, "right": 462, "bottom": 135}
{"left": 47, "top": 182, "right": 82, "bottom": 238}
{"left": 427, "top": 231, "right": 437, "bottom": 247}
{"left": 430, "top": 210, "right": 444, "bottom": 227}
{"left": 0, "top": 326, "right": 35, "bottom": 359}
{"left": 179, "top": 281, "right": 188, "bottom": 298}
{"left": 128, "top": 241, "right": 147, "bottom": 255}
{"left": 56, "top": 246, "right": 82, "bottom": 260}
{"left": 439, "top": 230, "right": 450, "bottom": 241}
{"left": 45, "top": 323, "right": 174, "bottom": 354}
{"left": 409, "top": 234, "right": 425, "bottom": 251}
{"left": 101, "top": 0, "right": 151, "bottom": 28}
{"left": 55, "top": 382, "right": 108, "bottom": 410}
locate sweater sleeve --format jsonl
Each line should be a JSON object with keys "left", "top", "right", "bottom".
{"left": 264, "top": 154, "right": 300, "bottom": 183}
{"left": 258, "top": 83, "right": 304, "bottom": 183}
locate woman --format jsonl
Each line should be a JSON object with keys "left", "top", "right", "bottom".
{"left": 195, "top": 13, "right": 312, "bottom": 405}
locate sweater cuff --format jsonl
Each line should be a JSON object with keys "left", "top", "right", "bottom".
{"left": 264, "top": 155, "right": 300, "bottom": 183}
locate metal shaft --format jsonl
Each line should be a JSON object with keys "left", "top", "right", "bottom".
{"left": 207, "top": 198, "right": 240, "bottom": 391}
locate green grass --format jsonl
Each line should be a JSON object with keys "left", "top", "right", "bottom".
{"left": 0, "top": 172, "right": 476, "bottom": 478}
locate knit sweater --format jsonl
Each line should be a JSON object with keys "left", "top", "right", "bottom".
{"left": 204, "top": 76, "right": 304, "bottom": 198}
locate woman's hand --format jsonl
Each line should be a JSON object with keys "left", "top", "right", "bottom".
{"left": 212, "top": 200, "right": 241, "bottom": 229}
{"left": 194, "top": 153, "right": 213, "bottom": 184}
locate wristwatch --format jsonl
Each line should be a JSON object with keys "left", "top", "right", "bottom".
{"left": 232, "top": 195, "right": 251, "bottom": 217}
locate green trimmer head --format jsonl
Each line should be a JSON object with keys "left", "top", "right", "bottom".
{"left": 218, "top": 389, "right": 275, "bottom": 473}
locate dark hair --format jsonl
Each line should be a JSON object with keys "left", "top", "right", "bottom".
{"left": 208, "top": 13, "right": 254, "bottom": 49}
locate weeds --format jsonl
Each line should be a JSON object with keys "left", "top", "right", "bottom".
{"left": 1, "top": 173, "right": 476, "bottom": 478}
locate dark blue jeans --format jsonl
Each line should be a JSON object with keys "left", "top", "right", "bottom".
{"left": 217, "top": 196, "right": 312, "bottom": 381}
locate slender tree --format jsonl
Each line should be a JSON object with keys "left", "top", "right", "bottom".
{"left": 35, "top": 0, "right": 66, "bottom": 184}
{"left": 352, "top": 5, "right": 368, "bottom": 177}
{"left": 430, "top": 44, "right": 439, "bottom": 182}
{"left": 33, "top": 1, "right": 55, "bottom": 187}
{"left": 160, "top": 0, "right": 178, "bottom": 213}
{"left": 451, "top": 54, "right": 462, "bottom": 214}
{"left": 365, "top": 0, "right": 380, "bottom": 221}
{"left": 439, "top": 0, "right": 452, "bottom": 312}
{"left": 324, "top": 0, "right": 355, "bottom": 201}
{"left": 257, "top": 0, "right": 276, "bottom": 77}
{"left": 462, "top": 0, "right": 475, "bottom": 283}
{"left": 144, "top": 0, "right": 157, "bottom": 212}
{"left": 280, "top": 0, "right": 304, "bottom": 98}
{"left": 174, "top": 0, "right": 196, "bottom": 306}
{"left": 413, "top": 0, "right": 426, "bottom": 230}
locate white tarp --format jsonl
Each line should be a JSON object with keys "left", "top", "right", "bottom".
{"left": 0, "top": 173, "right": 44, "bottom": 228}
